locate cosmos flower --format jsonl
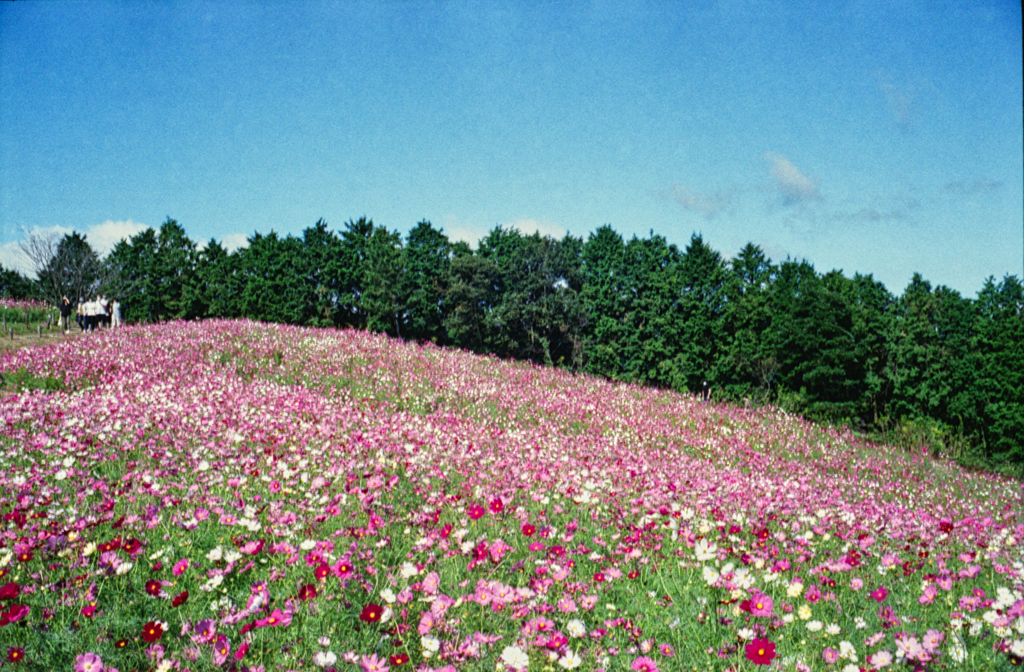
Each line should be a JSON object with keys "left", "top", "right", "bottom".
{"left": 745, "top": 638, "right": 776, "bottom": 665}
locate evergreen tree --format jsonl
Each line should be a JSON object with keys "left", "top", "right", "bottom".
{"left": 720, "top": 243, "right": 777, "bottom": 402}
{"left": 236, "top": 231, "right": 305, "bottom": 324}
{"left": 972, "top": 275, "right": 1024, "bottom": 464}
{"left": 0, "top": 264, "right": 34, "bottom": 300}
{"left": 403, "top": 220, "right": 453, "bottom": 343}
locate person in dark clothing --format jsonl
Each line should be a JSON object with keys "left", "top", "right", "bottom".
{"left": 59, "top": 296, "right": 73, "bottom": 334}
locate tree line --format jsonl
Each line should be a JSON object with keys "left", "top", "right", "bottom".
{"left": 2, "top": 217, "right": 1021, "bottom": 473}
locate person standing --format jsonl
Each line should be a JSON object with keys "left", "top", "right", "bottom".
{"left": 111, "top": 299, "right": 122, "bottom": 328}
{"left": 59, "top": 296, "right": 73, "bottom": 334}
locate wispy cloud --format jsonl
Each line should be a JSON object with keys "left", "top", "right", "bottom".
{"left": 664, "top": 185, "right": 734, "bottom": 219}
{"left": 942, "top": 180, "right": 1002, "bottom": 197}
{"left": 764, "top": 152, "right": 820, "bottom": 204}
{"left": 875, "top": 72, "right": 935, "bottom": 130}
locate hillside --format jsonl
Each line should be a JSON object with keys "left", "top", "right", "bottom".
{"left": 1, "top": 320, "right": 1021, "bottom": 670}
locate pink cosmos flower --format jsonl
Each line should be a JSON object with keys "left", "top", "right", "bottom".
{"left": 921, "top": 629, "right": 944, "bottom": 653}
{"left": 360, "top": 652, "right": 390, "bottom": 672}
{"left": 172, "top": 558, "right": 189, "bottom": 576}
{"left": 194, "top": 618, "right": 216, "bottom": 643}
{"left": 659, "top": 643, "right": 675, "bottom": 657}
{"left": 74, "top": 652, "right": 103, "bottom": 672}
{"left": 869, "top": 649, "right": 892, "bottom": 669}
{"left": 749, "top": 593, "right": 773, "bottom": 617}
{"left": 822, "top": 647, "right": 839, "bottom": 663}
{"left": 630, "top": 655, "right": 659, "bottom": 671}
{"left": 212, "top": 635, "right": 230, "bottom": 665}
{"left": 467, "top": 504, "right": 485, "bottom": 520}
{"left": 557, "top": 596, "right": 577, "bottom": 613}
{"left": 869, "top": 586, "right": 888, "bottom": 602}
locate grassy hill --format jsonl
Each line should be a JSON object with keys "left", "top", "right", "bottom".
{"left": 1, "top": 320, "right": 1021, "bottom": 670}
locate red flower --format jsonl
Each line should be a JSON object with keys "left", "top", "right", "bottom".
{"left": 0, "top": 583, "right": 19, "bottom": 601}
{"left": 114, "top": 639, "right": 128, "bottom": 649}
{"left": 467, "top": 504, "right": 485, "bottom": 520}
{"left": 141, "top": 620, "right": 164, "bottom": 643}
{"left": 521, "top": 523, "right": 536, "bottom": 537}
{"left": 359, "top": 603, "right": 383, "bottom": 623}
{"left": 298, "top": 584, "right": 318, "bottom": 601}
{"left": 6, "top": 646, "right": 25, "bottom": 663}
{"left": 869, "top": 586, "right": 889, "bottom": 603}
{"left": 593, "top": 572, "right": 605, "bottom": 583}
{"left": 389, "top": 652, "right": 410, "bottom": 665}
{"left": 145, "top": 580, "right": 162, "bottom": 597}
{"left": 489, "top": 498, "right": 504, "bottom": 514}
{"left": 628, "top": 570, "right": 640, "bottom": 579}
{"left": 16, "top": 552, "right": 32, "bottom": 563}
{"left": 172, "top": 590, "right": 189, "bottom": 607}
{"left": 314, "top": 561, "right": 331, "bottom": 581}
{"left": 745, "top": 638, "right": 776, "bottom": 665}
{"left": 80, "top": 604, "right": 96, "bottom": 618}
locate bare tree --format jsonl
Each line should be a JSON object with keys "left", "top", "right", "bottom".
{"left": 20, "top": 229, "right": 108, "bottom": 307}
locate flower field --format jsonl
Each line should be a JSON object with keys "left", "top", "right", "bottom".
{"left": 1, "top": 320, "right": 1022, "bottom": 672}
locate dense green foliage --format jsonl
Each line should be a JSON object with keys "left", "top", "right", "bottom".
{"left": 19, "top": 217, "right": 1024, "bottom": 472}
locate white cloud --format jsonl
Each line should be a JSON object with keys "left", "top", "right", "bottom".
{"left": 87, "top": 220, "right": 150, "bottom": 254}
{"left": 0, "top": 221, "right": 148, "bottom": 277}
{"left": 665, "top": 185, "right": 734, "bottom": 219}
{"left": 0, "top": 240, "right": 32, "bottom": 275}
{"left": 220, "top": 233, "right": 250, "bottom": 252}
{"left": 764, "top": 152, "right": 820, "bottom": 204}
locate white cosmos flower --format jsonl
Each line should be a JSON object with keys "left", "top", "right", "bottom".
{"left": 694, "top": 538, "right": 717, "bottom": 561}
{"left": 566, "top": 619, "right": 587, "bottom": 637}
{"left": 421, "top": 634, "right": 440, "bottom": 657}
{"left": 313, "top": 651, "right": 337, "bottom": 667}
{"left": 500, "top": 645, "right": 530, "bottom": 669}
{"left": 558, "top": 650, "right": 582, "bottom": 669}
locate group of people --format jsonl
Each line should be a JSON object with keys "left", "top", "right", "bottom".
{"left": 58, "top": 295, "right": 122, "bottom": 334}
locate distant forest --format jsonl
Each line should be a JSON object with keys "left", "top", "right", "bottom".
{"left": 3, "top": 217, "right": 1022, "bottom": 474}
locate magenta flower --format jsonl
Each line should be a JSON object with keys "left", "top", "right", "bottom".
{"left": 172, "top": 558, "right": 189, "bottom": 576}
{"left": 255, "top": 608, "right": 292, "bottom": 628}
{"left": 869, "top": 586, "right": 889, "bottom": 602}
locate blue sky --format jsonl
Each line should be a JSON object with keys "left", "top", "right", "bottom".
{"left": 1, "top": 0, "right": 1021, "bottom": 298}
